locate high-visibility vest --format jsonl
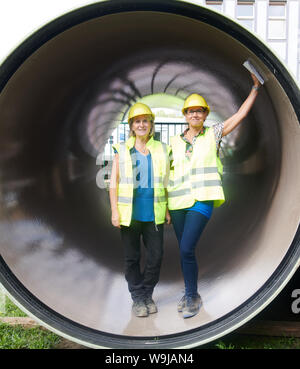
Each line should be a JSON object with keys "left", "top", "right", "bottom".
{"left": 167, "top": 127, "right": 225, "bottom": 210}
{"left": 113, "top": 136, "right": 170, "bottom": 227}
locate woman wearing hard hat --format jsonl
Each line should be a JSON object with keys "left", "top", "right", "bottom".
{"left": 168, "top": 73, "right": 261, "bottom": 319}
{"left": 109, "top": 102, "right": 171, "bottom": 317}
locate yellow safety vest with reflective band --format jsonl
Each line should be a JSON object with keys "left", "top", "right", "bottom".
{"left": 167, "top": 127, "right": 225, "bottom": 210}
{"left": 113, "top": 136, "right": 170, "bottom": 227}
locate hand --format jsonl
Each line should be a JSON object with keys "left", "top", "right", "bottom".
{"left": 251, "top": 73, "right": 261, "bottom": 88}
{"left": 111, "top": 210, "right": 121, "bottom": 228}
{"left": 165, "top": 209, "right": 171, "bottom": 225}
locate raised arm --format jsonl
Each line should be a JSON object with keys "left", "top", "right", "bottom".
{"left": 222, "top": 73, "right": 261, "bottom": 137}
{"left": 109, "top": 153, "right": 121, "bottom": 228}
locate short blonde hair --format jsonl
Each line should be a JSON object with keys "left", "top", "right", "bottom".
{"left": 129, "top": 115, "right": 155, "bottom": 137}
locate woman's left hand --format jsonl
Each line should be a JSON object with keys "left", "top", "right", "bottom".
{"left": 251, "top": 73, "right": 261, "bottom": 88}
{"left": 165, "top": 209, "right": 171, "bottom": 225}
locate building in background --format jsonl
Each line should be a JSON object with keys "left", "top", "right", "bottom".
{"left": 202, "top": 0, "right": 299, "bottom": 82}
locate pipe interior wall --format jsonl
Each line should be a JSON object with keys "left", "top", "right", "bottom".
{"left": 0, "top": 7, "right": 299, "bottom": 347}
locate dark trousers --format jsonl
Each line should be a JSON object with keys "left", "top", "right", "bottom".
{"left": 120, "top": 220, "right": 164, "bottom": 301}
{"left": 170, "top": 209, "right": 209, "bottom": 297}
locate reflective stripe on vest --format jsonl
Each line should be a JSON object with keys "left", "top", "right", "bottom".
{"left": 168, "top": 166, "right": 219, "bottom": 186}
{"left": 118, "top": 195, "right": 167, "bottom": 203}
{"left": 167, "top": 128, "right": 225, "bottom": 210}
{"left": 119, "top": 176, "right": 163, "bottom": 185}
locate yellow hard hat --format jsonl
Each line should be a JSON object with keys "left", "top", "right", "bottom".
{"left": 127, "top": 102, "right": 155, "bottom": 123}
{"left": 182, "top": 94, "right": 210, "bottom": 114}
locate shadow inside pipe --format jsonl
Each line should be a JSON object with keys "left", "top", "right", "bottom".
{"left": 0, "top": 51, "right": 280, "bottom": 280}
{"left": 0, "top": 9, "right": 292, "bottom": 339}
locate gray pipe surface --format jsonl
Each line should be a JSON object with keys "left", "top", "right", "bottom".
{"left": 0, "top": 1, "right": 299, "bottom": 348}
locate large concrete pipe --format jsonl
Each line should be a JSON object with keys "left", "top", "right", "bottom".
{"left": 0, "top": 0, "right": 299, "bottom": 349}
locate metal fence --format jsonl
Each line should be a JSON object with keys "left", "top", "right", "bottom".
{"left": 99, "top": 122, "right": 187, "bottom": 185}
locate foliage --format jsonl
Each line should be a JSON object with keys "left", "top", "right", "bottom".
{"left": 0, "top": 323, "right": 60, "bottom": 349}
{"left": 0, "top": 297, "right": 27, "bottom": 317}
{"left": 212, "top": 335, "right": 300, "bottom": 349}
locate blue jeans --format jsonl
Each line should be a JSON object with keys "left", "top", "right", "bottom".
{"left": 170, "top": 209, "right": 209, "bottom": 297}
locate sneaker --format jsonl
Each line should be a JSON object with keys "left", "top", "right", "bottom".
{"left": 182, "top": 294, "right": 202, "bottom": 319}
{"left": 177, "top": 293, "right": 200, "bottom": 312}
{"left": 144, "top": 297, "right": 158, "bottom": 314}
{"left": 132, "top": 300, "right": 149, "bottom": 317}
{"left": 177, "top": 295, "right": 186, "bottom": 312}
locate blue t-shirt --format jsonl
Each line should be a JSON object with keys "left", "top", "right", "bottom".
{"left": 131, "top": 148, "right": 154, "bottom": 221}
{"left": 187, "top": 200, "right": 214, "bottom": 218}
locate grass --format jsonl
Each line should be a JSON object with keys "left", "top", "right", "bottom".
{"left": 0, "top": 323, "right": 60, "bottom": 349}
{"left": 210, "top": 334, "right": 300, "bottom": 349}
{"left": 0, "top": 297, "right": 28, "bottom": 317}
{"left": 0, "top": 295, "right": 61, "bottom": 349}
{"left": 1, "top": 294, "right": 300, "bottom": 349}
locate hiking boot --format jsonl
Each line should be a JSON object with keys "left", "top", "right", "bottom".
{"left": 132, "top": 300, "right": 149, "bottom": 317}
{"left": 178, "top": 293, "right": 200, "bottom": 312}
{"left": 182, "top": 294, "right": 202, "bottom": 319}
{"left": 177, "top": 295, "right": 186, "bottom": 312}
{"left": 144, "top": 297, "right": 158, "bottom": 314}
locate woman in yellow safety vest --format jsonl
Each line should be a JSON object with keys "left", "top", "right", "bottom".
{"left": 168, "top": 73, "right": 262, "bottom": 319}
{"left": 109, "top": 102, "right": 171, "bottom": 317}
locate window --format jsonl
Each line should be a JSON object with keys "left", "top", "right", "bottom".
{"left": 205, "top": 1, "right": 223, "bottom": 12}
{"left": 268, "top": 20, "right": 286, "bottom": 39}
{"left": 267, "top": 0, "right": 287, "bottom": 61}
{"left": 268, "top": 42, "right": 287, "bottom": 60}
{"left": 269, "top": 4, "right": 286, "bottom": 17}
{"left": 268, "top": 1, "right": 287, "bottom": 39}
{"left": 236, "top": 1, "right": 255, "bottom": 32}
{"left": 237, "top": 5, "right": 253, "bottom": 17}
